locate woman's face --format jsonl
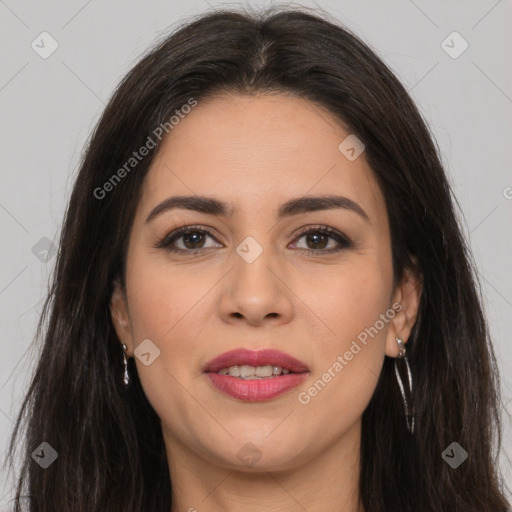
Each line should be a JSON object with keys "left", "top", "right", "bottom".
{"left": 111, "top": 93, "right": 419, "bottom": 474}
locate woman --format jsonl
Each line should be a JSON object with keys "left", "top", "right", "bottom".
{"left": 4, "top": 6, "right": 510, "bottom": 511}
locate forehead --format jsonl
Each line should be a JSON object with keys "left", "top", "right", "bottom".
{"left": 137, "top": 93, "right": 385, "bottom": 223}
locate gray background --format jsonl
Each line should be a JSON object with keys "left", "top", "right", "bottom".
{"left": 1, "top": 0, "right": 511, "bottom": 507}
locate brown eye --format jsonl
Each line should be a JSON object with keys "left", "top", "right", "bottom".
{"left": 157, "top": 226, "right": 222, "bottom": 254}
{"left": 304, "top": 232, "right": 329, "bottom": 250}
{"left": 292, "top": 226, "right": 352, "bottom": 256}
{"left": 181, "top": 231, "right": 206, "bottom": 249}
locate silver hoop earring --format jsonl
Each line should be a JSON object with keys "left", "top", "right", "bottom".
{"left": 394, "top": 337, "right": 414, "bottom": 434}
{"left": 122, "top": 344, "right": 130, "bottom": 387}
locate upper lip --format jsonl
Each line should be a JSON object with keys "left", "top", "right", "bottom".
{"left": 203, "top": 348, "right": 309, "bottom": 373}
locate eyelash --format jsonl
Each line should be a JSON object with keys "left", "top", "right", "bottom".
{"left": 155, "top": 224, "right": 353, "bottom": 257}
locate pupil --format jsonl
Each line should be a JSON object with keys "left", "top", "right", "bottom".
{"left": 307, "top": 233, "right": 327, "bottom": 249}
{"left": 184, "top": 232, "right": 204, "bottom": 249}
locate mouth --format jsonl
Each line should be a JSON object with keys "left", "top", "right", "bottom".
{"left": 203, "top": 348, "right": 309, "bottom": 401}
{"left": 216, "top": 364, "right": 293, "bottom": 379}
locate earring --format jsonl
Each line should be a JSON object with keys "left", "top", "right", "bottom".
{"left": 122, "top": 344, "right": 130, "bottom": 387}
{"left": 394, "top": 337, "right": 414, "bottom": 434}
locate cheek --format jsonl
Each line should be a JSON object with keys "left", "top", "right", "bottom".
{"left": 303, "top": 253, "right": 393, "bottom": 349}
{"left": 294, "top": 258, "right": 392, "bottom": 427}
{"left": 123, "top": 256, "right": 204, "bottom": 426}
{"left": 124, "top": 249, "right": 214, "bottom": 385}
{"left": 125, "top": 248, "right": 204, "bottom": 339}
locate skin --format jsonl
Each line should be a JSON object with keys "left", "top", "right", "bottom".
{"left": 110, "top": 92, "right": 421, "bottom": 512}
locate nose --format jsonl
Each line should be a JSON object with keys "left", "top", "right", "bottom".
{"left": 218, "top": 248, "right": 294, "bottom": 328}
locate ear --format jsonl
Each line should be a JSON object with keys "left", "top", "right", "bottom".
{"left": 384, "top": 264, "right": 422, "bottom": 358}
{"left": 110, "top": 278, "right": 134, "bottom": 355}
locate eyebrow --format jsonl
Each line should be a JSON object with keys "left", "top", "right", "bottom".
{"left": 145, "top": 194, "right": 370, "bottom": 224}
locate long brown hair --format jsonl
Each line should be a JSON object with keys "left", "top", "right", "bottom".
{"left": 4, "top": 6, "right": 510, "bottom": 511}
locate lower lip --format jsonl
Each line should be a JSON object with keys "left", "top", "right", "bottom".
{"left": 205, "top": 372, "right": 309, "bottom": 401}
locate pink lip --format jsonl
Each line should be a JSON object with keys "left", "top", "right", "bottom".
{"left": 203, "top": 348, "right": 310, "bottom": 402}
{"left": 203, "top": 348, "right": 309, "bottom": 373}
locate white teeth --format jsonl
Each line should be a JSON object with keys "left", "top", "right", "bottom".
{"left": 255, "top": 365, "right": 273, "bottom": 377}
{"left": 217, "top": 365, "right": 291, "bottom": 378}
{"left": 240, "top": 365, "right": 257, "bottom": 377}
{"left": 228, "top": 366, "right": 240, "bottom": 377}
